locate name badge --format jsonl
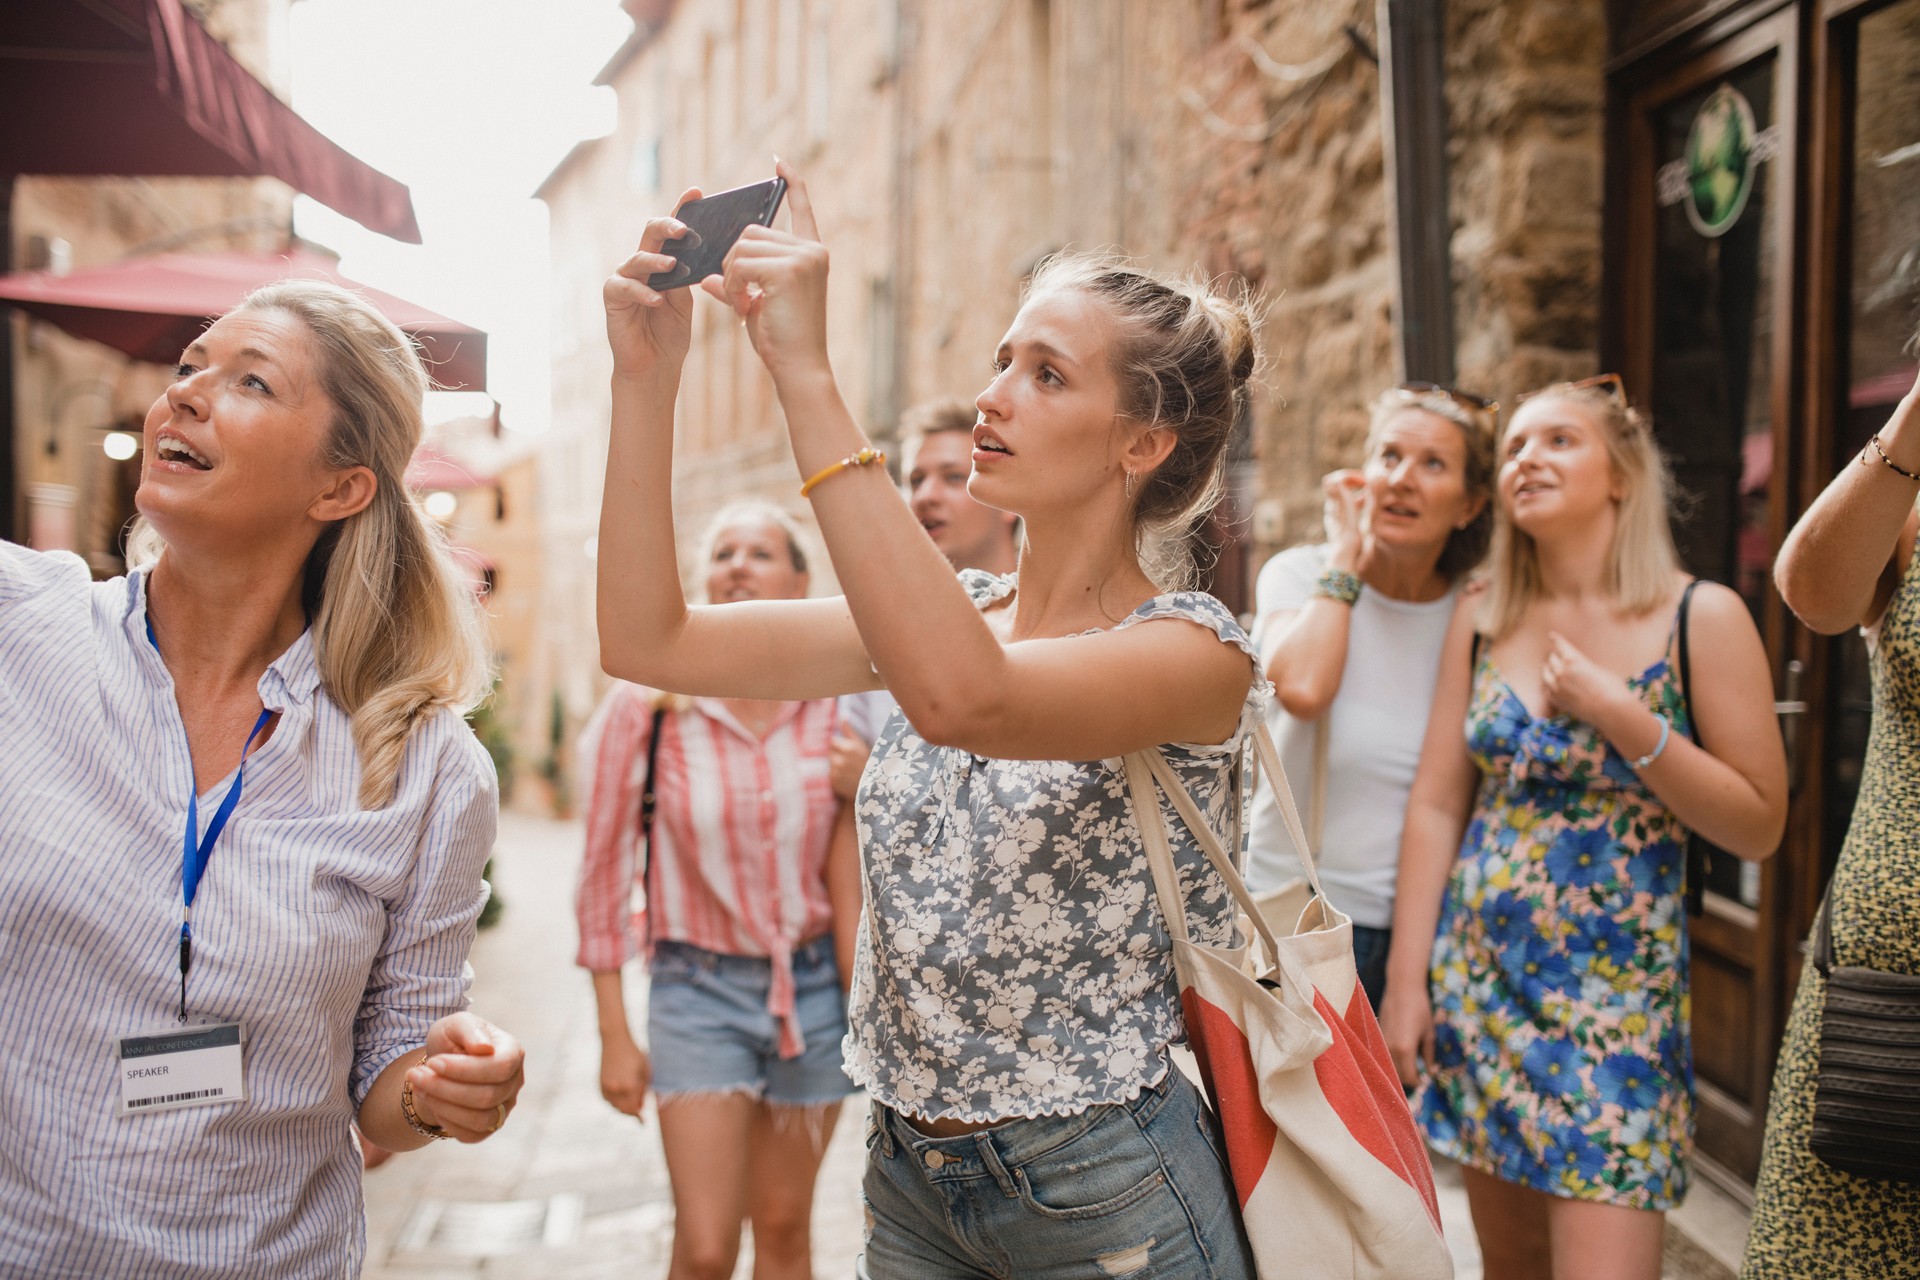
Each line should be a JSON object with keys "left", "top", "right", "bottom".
{"left": 116, "top": 1023, "right": 246, "bottom": 1116}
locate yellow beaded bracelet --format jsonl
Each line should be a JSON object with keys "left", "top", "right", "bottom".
{"left": 800, "top": 447, "right": 887, "bottom": 498}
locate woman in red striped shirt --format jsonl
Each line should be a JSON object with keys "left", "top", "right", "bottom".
{"left": 575, "top": 501, "right": 858, "bottom": 1280}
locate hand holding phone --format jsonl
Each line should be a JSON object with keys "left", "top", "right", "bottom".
{"left": 648, "top": 178, "right": 788, "bottom": 291}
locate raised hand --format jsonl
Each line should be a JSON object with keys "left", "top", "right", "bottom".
{"left": 1321, "top": 469, "right": 1375, "bottom": 575}
{"left": 698, "top": 160, "right": 833, "bottom": 386}
{"left": 603, "top": 187, "right": 702, "bottom": 380}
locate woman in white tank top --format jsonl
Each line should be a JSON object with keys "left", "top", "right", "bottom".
{"left": 1248, "top": 384, "right": 1497, "bottom": 1009}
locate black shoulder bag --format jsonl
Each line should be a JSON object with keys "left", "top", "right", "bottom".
{"left": 1807, "top": 869, "right": 1920, "bottom": 1182}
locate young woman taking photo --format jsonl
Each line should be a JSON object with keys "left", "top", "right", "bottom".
{"left": 597, "top": 164, "right": 1261, "bottom": 1279}
{"left": 1381, "top": 377, "right": 1788, "bottom": 1280}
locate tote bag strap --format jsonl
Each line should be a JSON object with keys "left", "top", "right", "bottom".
{"left": 1122, "top": 751, "right": 1281, "bottom": 972}
{"left": 1309, "top": 716, "right": 1329, "bottom": 854}
{"left": 1123, "top": 720, "right": 1335, "bottom": 966}
{"left": 1248, "top": 718, "right": 1329, "bottom": 899}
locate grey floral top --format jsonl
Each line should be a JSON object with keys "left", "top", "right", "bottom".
{"left": 843, "top": 571, "right": 1268, "bottom": 1122}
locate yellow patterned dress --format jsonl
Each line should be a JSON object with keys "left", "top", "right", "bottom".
{"left": 1743, "top": 561, "right": 1920, "bottom": 1277}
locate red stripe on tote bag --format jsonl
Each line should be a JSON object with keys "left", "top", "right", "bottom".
{"left": 1181, "top": 989, "right": 1280, "bottom": 1205}
{"left": 1309, "top": 986, "right": 1444, "bottom": 1232}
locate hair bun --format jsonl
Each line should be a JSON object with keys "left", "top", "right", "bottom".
{"left": 1195, "top": 288, "right": 1258, "bottom": 387}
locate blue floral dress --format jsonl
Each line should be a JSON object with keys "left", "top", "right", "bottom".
{"left": 1417, "top": 629, "right": 1695, "bottom": 1210}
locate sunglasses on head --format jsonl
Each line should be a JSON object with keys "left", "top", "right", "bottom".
{"left": 1518, "top": 372, "right": 1628, "bottom": 405}
{"left": 1393, "top": 381, "right": 1500, "bottom": 418}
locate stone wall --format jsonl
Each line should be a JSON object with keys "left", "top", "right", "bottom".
{"left": 538, "top": 0, "right": 1610, "bottom": 724}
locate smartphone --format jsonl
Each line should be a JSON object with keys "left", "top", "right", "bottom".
{"left": 647, "top": 178, "right": 788, "bottom": 290}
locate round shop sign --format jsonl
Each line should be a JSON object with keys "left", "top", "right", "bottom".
{"left": 1684, "top": 84, "right": 1758, "bottom": 238}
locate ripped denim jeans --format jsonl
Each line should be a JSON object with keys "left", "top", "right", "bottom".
{"left": 858, "top": 1063, "right": 1255, "bottom": 1280}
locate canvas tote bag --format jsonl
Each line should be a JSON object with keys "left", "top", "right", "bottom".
{"left": 1122, "top": 722, "right": 1451, "bottom": 1279}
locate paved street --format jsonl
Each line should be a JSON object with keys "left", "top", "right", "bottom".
{"left": 359, "top": 811, "right": 1740, "bottom": 1279}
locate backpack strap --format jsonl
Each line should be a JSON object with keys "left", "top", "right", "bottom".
{"left": 1675, "top": 579, "right": 1709, "bottom": 917}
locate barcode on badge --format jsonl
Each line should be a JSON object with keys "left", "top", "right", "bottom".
{"left": 127, "top": 1088, "right": 225, "bottom": 1109}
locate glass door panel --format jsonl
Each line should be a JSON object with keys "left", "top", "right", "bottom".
{"left": 1648, "top": 53, "right": 1782, "bottom": 912}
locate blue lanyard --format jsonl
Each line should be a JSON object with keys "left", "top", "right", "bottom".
{"left": 144, "top": 610, "right": 274, "bottom": 1018}
{"left": 176, "top": 708, "right": 272, "bottom": 1020}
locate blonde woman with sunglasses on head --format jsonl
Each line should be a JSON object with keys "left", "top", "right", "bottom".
{"left": 1381, "top": 376, "right": 1788, "bottom": 1280}
{"left": 1248, "top": 383, "right": 1496, "bottom": 1010}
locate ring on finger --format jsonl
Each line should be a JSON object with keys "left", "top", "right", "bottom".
{"left": 491, "top": 1102, "right": 508, "bottom": 1132}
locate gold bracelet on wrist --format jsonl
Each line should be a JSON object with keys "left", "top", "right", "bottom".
{"left": 401, "top": 1066, "right": 451, "bottom": 1141}
{"left": 800, "top": 447, "right": 886, "bottom": 498}
{"left": 1862, "top": 433, "right": 1920, "bottom": 483}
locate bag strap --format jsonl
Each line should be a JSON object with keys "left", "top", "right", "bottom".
{"left": 1675, "top": 579, "right": 1709, "bottom": 918}
{"left": 1811, "top": 875, "right": 1836, "bottom": 979}
{"left": 1308, "top": 717, "right": 1329, "bottom": 854}
{"left": 1121, "top": 718, "right": 1331, "bottom": 968}
{"left": 637, "top": 705, "right": 667, "bottom": 878}
{"left": 1122, "top": 751, "right": 1282, "bottom": 970}
{"left": 1676, "top": 578, "right": 1702, "bottom": 737}
{"left": 1248, "top": 719, "right": 1329, "bottom": 902}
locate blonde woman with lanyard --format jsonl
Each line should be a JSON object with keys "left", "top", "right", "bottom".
{"left": 1382, "top": 375, "right": 1787, "bottom": 1279}
{"left": 1248, "top": 382, "right": 1495, "bottom": 1010}
{"left": 598, "top": 164, "right": 1262, "bottom": 1278}
{"left": 0, "top": 281, "right": 524, "bottom": 1277}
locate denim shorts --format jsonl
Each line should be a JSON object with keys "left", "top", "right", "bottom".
{"left": 646, "top": 936, "right": 856, "bottom": 1106}
{"left": 859, "top": 1063, "right": 1255, "bottom": 1279}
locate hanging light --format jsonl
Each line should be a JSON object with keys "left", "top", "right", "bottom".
{"left": 423, "top": 490, "right": 459, "bottom": 521}
{"left": 102, "top": 431, "right": 140, "bottom": 461}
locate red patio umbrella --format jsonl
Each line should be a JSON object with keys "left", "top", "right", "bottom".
{"left": 1, "top": 0, "right": 420, "bottom": 242}
{"left": 0, "top": 249, "right": 487, "bottom": 391}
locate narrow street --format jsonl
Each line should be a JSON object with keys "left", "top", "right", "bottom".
{"left": 360, "top": 811, "right": 867, "bottom": 1278}
{"left": 359, "top": 811, "right": 1742, "bottom": 1279}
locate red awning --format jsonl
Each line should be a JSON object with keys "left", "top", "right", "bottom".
{"left": 0, "top": 248, "right": 487, "bottom": 391}
{"left": 1, "top": 0, "right": 420, "bottom": 243}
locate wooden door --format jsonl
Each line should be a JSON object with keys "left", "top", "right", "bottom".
{"left": 1612, "top": 7, "right": 1803, "bottom": 1185}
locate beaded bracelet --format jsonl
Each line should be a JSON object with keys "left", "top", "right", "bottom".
{"left": 1313, "top": 567, "right": 1363, "bottom": 606}
{"left": 800, "top": 447, "right": 887, "bottom": 498}
{"left": 401, "top": 1069, "right": 451, "bottom": 1141}
{"left": 1862, "top": 434, "right": 1920, "bottom": 482}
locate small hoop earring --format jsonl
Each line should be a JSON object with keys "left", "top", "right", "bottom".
{"left": 1124, "top": 471, "right": 1136, "bottom": 499}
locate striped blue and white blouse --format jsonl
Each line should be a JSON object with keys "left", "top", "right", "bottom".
{"left": 0, "top": 541, "right": 497, "bottom": 1279}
